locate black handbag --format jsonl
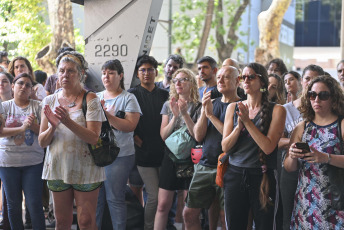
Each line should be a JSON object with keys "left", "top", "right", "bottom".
{"left": 82, "top": 91, "right": 120, "bottom": 167}
{"left": 328, "top": 117, "right": 344, "bottom": 210}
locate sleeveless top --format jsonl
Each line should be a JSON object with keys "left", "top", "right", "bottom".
{"left": 229, "top": 102, "right": 277, "bottom": 169}
{"left": 291, "top": 120, "right": 344, "bottom": 229}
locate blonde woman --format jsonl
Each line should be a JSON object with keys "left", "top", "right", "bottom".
{"left": 154, "top": 68, "right": 201, "bottom": 230}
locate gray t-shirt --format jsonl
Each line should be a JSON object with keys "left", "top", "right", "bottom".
{"left": 160, "top": 101, "right": 201, "bottom": 132}
{"left": 0, "top": 100, "right": 44, "bottom": 167}
{"left": 97, "top": 90, "right": 142, "bottom": 158}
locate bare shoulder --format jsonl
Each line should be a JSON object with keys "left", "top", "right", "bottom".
{"left": 226, "top": 102, "right": 237, "bottom": 114}
{"left": 273, "top": 104, "right": 286, "bottom": 115}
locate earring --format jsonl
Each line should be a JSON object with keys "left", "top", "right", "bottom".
{"left": 260, "top": 88, "right": 267, "bottom": 92}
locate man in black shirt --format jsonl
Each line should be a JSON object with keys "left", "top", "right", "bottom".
{"left": 183, "top": 66, "right": 241, "bottom": 230}
{"left": 128, "top": 55, "right": 169, "bottom": 230}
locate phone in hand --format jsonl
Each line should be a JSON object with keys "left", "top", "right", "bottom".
{"left": 295, "top": 142, "right": 310, "bottom": 153}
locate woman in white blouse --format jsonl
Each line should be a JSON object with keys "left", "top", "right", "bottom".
{"left": 39, "top": 51, "right": 105, "bottom": 229}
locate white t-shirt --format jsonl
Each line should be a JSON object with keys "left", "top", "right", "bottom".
{"left": 0, "top": 99, "right": 44, "bottom": 167}
{"left": 41, "top": 94, "right": 106, "bottom": 184}
{"left": 34, "top": 83, "right": 47, "bottom": 101}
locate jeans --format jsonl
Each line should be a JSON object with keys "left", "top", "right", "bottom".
{"left": 137, "top": 166, "right": 159, "bottom": 230}
{"left": 0, "top": 163, "right": 45, "bottom": 230}
{"left": 96, "top": 155, "right": 135, "bottom": 230}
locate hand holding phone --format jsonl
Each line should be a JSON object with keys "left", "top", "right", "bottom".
{"left": 295, "top": 142, "right": 310, "bottom": 153}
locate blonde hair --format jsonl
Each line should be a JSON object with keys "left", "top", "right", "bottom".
{"left": 169, "top": 68, "right": 199, "bottom": 104}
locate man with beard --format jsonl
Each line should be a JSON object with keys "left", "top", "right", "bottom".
{"left": 197, "top": 56, "right": 220, "bottom": 99}
{"left": 155, "top": 54, "right": 184, "bottom": 92}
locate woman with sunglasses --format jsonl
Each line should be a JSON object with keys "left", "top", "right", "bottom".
{"left": 278, "top": 66, "right": 323, "bottom": 230}
{"left": 154, "top": 68, "right": 201, "bottom": 230}
{"left": 284, "top": 75, "right": 344, "bottom": 229}
{"left": 221, "top": 63, "right": 286, "bottom": 230}
{"left": 0, "top": 73, "right": 45, "bottom": 229}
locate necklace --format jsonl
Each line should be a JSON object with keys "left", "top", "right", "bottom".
{"left": 62, "top": 90, "right": 82, "bottom": 108}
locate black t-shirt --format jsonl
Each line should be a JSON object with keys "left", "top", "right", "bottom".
{"left": 199, "top": 97, "right": 230, "bottom": 167}
{"left": 128, "top": 85, "right": 169, "bottom": 167}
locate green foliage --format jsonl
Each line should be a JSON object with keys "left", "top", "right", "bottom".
{"left": 172, "top": 0, "right": 247, "bottom": 62}
{"left": 74, "top": 28, "right": 85, "bottom": 54}
{"left": 0, "top": 0, "right": 52, "bottom": 70}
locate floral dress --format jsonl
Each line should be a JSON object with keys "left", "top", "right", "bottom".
{"left": 291, "top": 120, "right": 344, "bottom": 229}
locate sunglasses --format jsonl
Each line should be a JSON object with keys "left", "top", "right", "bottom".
{"left": 241, "top": 74, "right": 261, "bottom": 81}
{"left": 307, "top": 91, "right": 331, "bottom": 101}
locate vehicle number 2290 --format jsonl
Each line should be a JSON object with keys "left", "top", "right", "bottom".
{"left": 95, "top": 44, "right": 128, "bottom": 57}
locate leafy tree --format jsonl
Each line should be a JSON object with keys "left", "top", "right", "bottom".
{"left": 0, "top": 0, "right": 52, "bottom": 69}
{"left": 172, "top": 0, "right": 249, "bottom": 66}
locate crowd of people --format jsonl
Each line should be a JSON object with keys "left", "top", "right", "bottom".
{"left": 0, "top": 48, "right": 343, "bottom": 230}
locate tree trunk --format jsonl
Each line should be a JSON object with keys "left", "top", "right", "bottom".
{"left": 189, "top": 0, "right": 215, "bottom": 71}
{"left": 255, "top": 0, "right": 292, "bottom": 65}
{"left": 35, "top": 0, "right": 75, "bottom": 75}
{"left": 194, "top": 0, "right": 215, "bottom": 64}
{"left": 216, "top": 0, "right": 249, "bottom": 64}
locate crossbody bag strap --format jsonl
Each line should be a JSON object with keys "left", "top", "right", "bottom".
{"left": 81, "top": 91, "right": 90, "bottom": 117}
{"left": 190, "top": 102, "right": 202, "bottom": 120}
{"left": 82, "top": 91, "right": 111, "bottom": 128}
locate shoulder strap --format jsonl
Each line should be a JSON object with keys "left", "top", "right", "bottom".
{"left": 81, "top": 91, "right": 90, "bottom": 117}
{"left": 190, "top": 102, "right": 201, "bottom": 119}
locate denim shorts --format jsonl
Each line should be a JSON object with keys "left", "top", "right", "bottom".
{"left": 47, "top": 180, "right": 102, "bottom": 192}
{"left": 185, "top": 164, "right": 224, "bottom": 209}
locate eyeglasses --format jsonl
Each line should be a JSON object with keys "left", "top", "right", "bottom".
{"left": 16, "top": 81, "right": 32, "bottom": 88}
{"left": 308, "top": 91, "right": 331, "bottom": 101}
{"left": 138, "top": 68, "right": 155, "bottom": 75}
{"left": 241, "top": 74, "right": 261, "bottom": 81}
{"left": 172, "top": 77, "right": 190, "bottom": 84}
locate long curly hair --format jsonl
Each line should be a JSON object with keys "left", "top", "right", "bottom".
{"left": 299, "top": 75, "right": 344, "bottom": 122}
{"left": 246, "top": 62, "right": 273, "bottom": 210}
{"left": 169, "top": 68, "right": 199, "bottom": 104}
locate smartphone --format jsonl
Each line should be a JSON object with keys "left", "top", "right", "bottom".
{"left": 115, "top": 111, "right": 125, "bottom": 119}
{"left": 295, "top": 142, "right": 310, "bottom": 153}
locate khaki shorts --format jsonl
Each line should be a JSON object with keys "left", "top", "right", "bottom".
{"left": 186, "top": 164, "right": 224, "bottom": 209}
